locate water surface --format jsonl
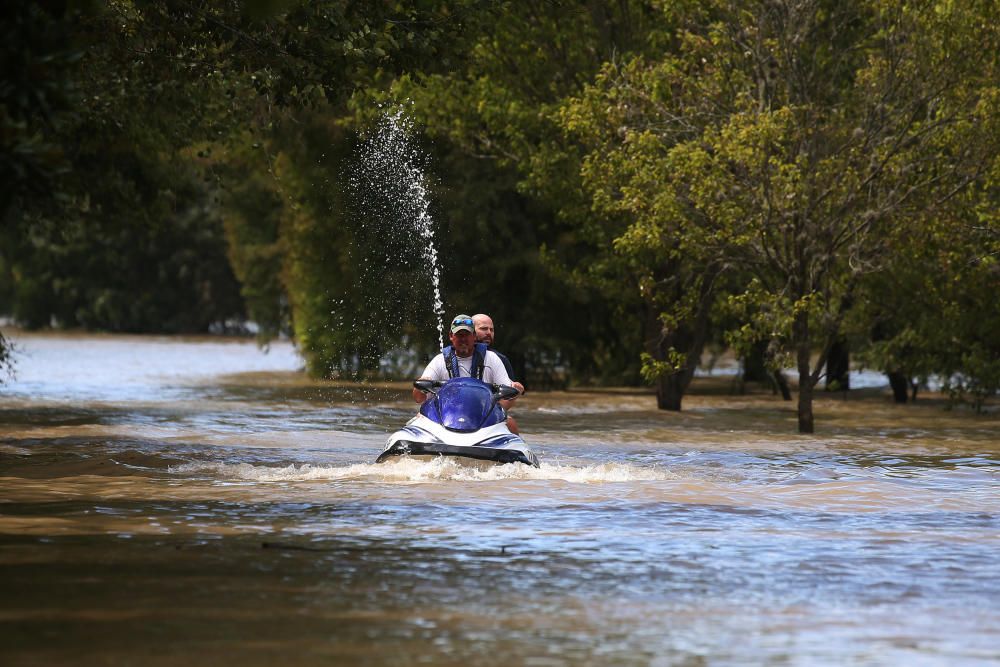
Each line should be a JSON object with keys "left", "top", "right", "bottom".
{"left": 1, "top": 332, "right": 998, "bottom": 666}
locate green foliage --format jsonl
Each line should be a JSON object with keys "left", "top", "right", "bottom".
{"left": 639, "top": 349, "right": 687, "bottom": 382}
{"left": 855, "top": 189, "right": 1000, "bottom": 411}
{"left": 0, "top": 0, "right": 249, "bottom": 332}
{"left": 2, "top": 0, "right": 491, "bottom": 345}
{"left": 554, "top": 0, "right": 1000, "bottom": 426}
{"left": 215, "top": 136, "right": 289, "bottom": 340}
{"left": 2, "top": 0, "right": 997, "bottom": 420}
{"left": 392, "top": 1, "right": 673, "bottom": 385}
{"left": 0, "top": 1, "right": 83, "bottom": 220}
{"left": 4, "top": 145, "right": 245, "bottom": 331}
{"left": 220, "top": 109, "right": 452, "bottom": 378}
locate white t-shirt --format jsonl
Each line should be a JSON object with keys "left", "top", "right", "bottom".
{"left": 419, "top": 349, "right": 513, "bottom": 386}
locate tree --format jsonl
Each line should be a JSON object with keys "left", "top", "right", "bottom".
{"left": 1, "top": 0, "right": 495, "bottom": 371}
{"left": 556, "top": 0, "right": 1000, "bottom": 431}
{"left": 1, "top": 0, "right": 85, "bottom": 369}
{"left": 392, "top": 1, "right": 673, "bottom": 386}
{"left": 855, "top": 181, "right": 1000, "bottom": 411}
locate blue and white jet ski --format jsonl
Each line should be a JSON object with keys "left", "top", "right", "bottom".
{"left": 377, "top": 377, "right": 540, "bottom": 467}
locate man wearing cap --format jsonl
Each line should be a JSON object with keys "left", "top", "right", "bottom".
{"left": 412, "top": 314, "right": 519, "bottom": 406}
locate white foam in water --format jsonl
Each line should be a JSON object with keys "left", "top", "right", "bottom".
{"left": 170, "top": 458, "right": 676, "bottom": 483}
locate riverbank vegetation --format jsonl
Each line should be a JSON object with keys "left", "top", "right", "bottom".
{"left": 2, "top": 0, "right": 998, "bottom": 430}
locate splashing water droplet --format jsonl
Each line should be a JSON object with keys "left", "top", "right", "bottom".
{"left": 352, "top": 109, "right": 446, "bottom": 345}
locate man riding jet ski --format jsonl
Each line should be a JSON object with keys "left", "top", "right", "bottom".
{"left": 376, "top": 377, "right": 539, "bottom": 466}
{"left": 376, "top": 314, "right": 539, "bottom": 467}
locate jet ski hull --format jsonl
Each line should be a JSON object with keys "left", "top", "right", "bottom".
{"left": 377, "top": 414, "right": 540, "bottom": 467}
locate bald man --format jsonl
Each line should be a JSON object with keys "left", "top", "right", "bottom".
{"left": 473, "top": 313, "right": 524, "bottom": 435}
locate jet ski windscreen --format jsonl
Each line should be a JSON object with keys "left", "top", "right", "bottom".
{"left": 420, "top": 378, "right": 506, "bottom": 432}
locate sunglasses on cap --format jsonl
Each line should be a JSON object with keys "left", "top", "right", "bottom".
{"left": 452, "top": 317, "right": 473, "bottom": 327}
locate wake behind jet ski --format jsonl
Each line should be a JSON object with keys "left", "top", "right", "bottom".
{"left": 377, "top": 377, "right": 540, "bottom": 467}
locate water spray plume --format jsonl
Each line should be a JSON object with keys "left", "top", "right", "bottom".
{"left": 352, "top": 108, "right": 445, "bottom": 347}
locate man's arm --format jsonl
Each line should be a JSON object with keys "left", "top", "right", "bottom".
{"left": 492, "top": 349, "right": 525, "bottom": 395}
{"left": 413, "top": 381, "right": 430, "bottom": 404}
{"left": 484, "top": 351, "right": 520, "bottom": 409}
{"left": 413, "top": 355, "right": 445, "bottom": 403}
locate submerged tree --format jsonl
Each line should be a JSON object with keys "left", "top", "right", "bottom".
{"left": 4, "top": 0, "right": 997, "bottom": 409}
{"left": 393, "top": 0, "right": 674, "bottom": 386}
{"left": 558, "top": 0, "right": 1000, "bottom": 430}
{"left": 1, "top": 1, "right": 82, "bottom": 362}
{"left": 855, "top": 177, "right": 1000, "bottom": 411}
{"left": 1, "top": 0, "right": 494, "bottom": 372}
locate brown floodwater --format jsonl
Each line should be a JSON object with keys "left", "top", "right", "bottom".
{"left": 1, "top": 331, "right": 998, "bottom": 666}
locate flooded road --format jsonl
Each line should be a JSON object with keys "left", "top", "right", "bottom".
{"left": 1, "top": 332, "right": 998, "bottom": 666}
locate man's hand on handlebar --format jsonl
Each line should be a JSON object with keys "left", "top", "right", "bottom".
{"left": 412, "top": 378, "right": 440, "bottom": 404}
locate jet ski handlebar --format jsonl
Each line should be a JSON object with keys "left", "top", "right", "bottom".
{"left": 413, "top": 379, "right": 521, "bottom": 400}
{"left": 413, "top": 379, "right": 446, "bottom": 394}
{"left": 494, "top": 384, "right": 521, "bottom": 400}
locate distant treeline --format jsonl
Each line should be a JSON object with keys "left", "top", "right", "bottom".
{"left": 1, "top": 1, "right": 998, "bottom": 430}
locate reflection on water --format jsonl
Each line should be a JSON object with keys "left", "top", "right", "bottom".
{"left": 1, "top": 332, "right": 999, "bottom": 666}
{"left": 3, "top": 332, "right": 303, "bottom": 403}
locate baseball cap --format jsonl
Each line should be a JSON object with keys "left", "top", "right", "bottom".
{"left": 450, "top": 314, "right": 474, "bottom": 334}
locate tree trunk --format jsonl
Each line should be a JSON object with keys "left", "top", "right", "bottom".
{"left": 825, "top": 338, "right": 850, "bottom": 390}
{"left": 773, "top": 370, "right": 792, "bottom": 400}
{"left": 742, "top": 340, "right": 770, "bottom": 385}
{"left": 743, "top": 339, "right": 791, "bottom": 399}
{"left": 645, "top": 305, "right": 694, "bottom": 412}
{"left": 645, "top": 273, "right": 714, "bottom": 412}
{"left": 656, "top": 374, "right": 686, "bottom": 410}
{"left": 649, "top": 330, "right": 704, "bottom": 412}
{"left": 795, "top": 313, "right": 815, "bottom": 434}
{"left": 887, "top": 371, "right": 909, "bottom": 403}
{"left": 797, "top": 367, "right": 815, "bottom": 433}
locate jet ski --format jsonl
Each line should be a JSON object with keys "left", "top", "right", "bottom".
{"left": 377, "top": 377, "right": 540, "bottom": 467}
